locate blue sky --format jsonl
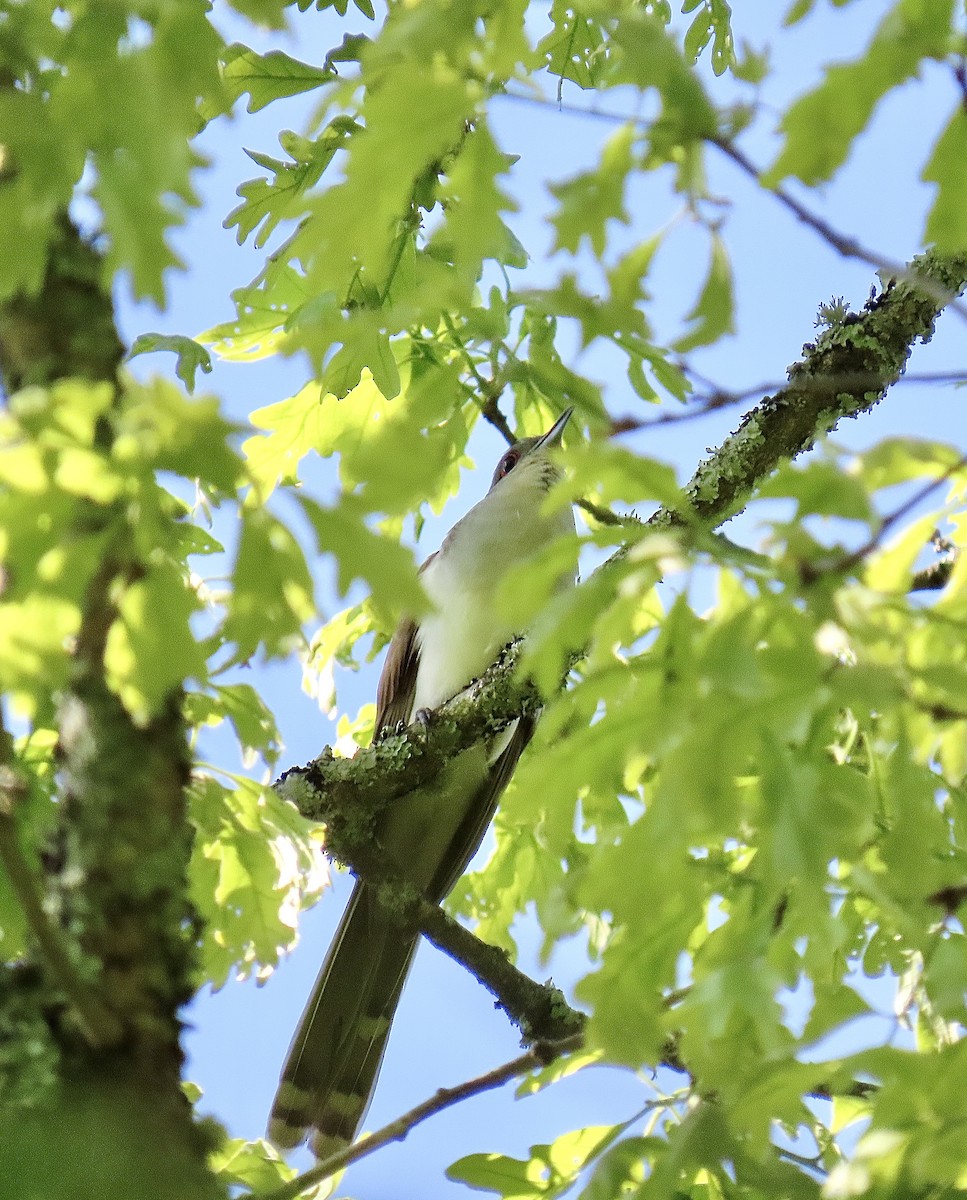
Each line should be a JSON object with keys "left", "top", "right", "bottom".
{"left": 119, "top": 2, "right": 965, "bottom": 1195}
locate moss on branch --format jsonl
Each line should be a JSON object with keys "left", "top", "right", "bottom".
{"left": 278, "top": 252, "right": 967, "bottom": 1051}
{"left": 662, "top": 250, "right": 967, "bottom": 530}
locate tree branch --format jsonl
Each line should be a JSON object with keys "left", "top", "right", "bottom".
{"left": 254, "top": 1033, "right": 586, "bottom": 1200}
{"left": 644, "top": 251, "right": 967, "bottom": 538}
{"left": 799, "top": 455, "right": 967, "bottom": 584}
{"left": 0, "top": 213, "right": 215, "bottom": 1192}
{"left": 0, "top": 216, "right": 125, "bottom": 396}
{"left": 500, "top": 88, "right": 954, "bottom": 316}
{"left": 708, "top": 139, "right": 967, "bottom": 321}
{"left": 291, "top": 807, "right": 586, "bottom": 1042}
{"left": 276, "top": 249, "right": 967, "bottom": 1123}
{"left": 277, "top": 642, "right": 544, "bottom": 828}
{"left": 911, "top": 558, "right": 955, "bottom": 592}
{"left": 613, "top": 369, "right": 967, "bottom": 434}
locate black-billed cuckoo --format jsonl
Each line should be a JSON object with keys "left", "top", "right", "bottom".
{"left": 268, "top": 408, "right": 576, "bottom": 1157}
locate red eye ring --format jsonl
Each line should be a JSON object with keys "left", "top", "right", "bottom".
{"left": 499, "top": 451, "right": 519, "bottom": 478}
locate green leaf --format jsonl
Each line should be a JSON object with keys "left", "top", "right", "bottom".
{"left": 105, "top": 563, "right": 207, "bottom": 719}
{"left": 0, "top": 89, "right": 77, "bottom": 298}
{"left": 673, "top": 232, "right": 734, "bottom": 352}
{"left": 323, "top": 326, "right": 401, "bottom": 402}
{"left": 767, "top": 0, "right": 956, "bottom": 185}
{"left": 120, "top": 379, "right": 242, "bottom": 493}
{"left": 537, "top": 4, "right": 608, "bottom": 91}
{"left": 299, "top": 495, "right": 425, "bottom": 625}
{"left": 515, "top": 1049, "right": 603, "bottom": 1098}
{"left": 609, "top": 13, "right": 717, "bottom": 141}
{"left": 707, "top": 0, "right": 736, "bottom": 76}
{"left": 924, "top": 934, "right": 967, "bottom": 1022}
{"left": 189, "top": 775, "right": 328, "bottom": 985}
{"left": 922, "top": 107, "right": 967, "bottom": 253}
{"left": 246, "top": 369, "right": 458, "bottom": 514}
{"left": 16, "top": 3, "right": 227, "bottom": 302}
{"left": 684, "top": 16, "right": 713, "bottom": 75}
{"left": 566, "top": 442, "right": 681, "bottom": 508}
{"left": 0, "top": 597, "right": 80, "bottom": 714}
{"left": 221, "top": 43, "right": 334, "bottom": 113}
{"left": 186, "top": 683, "right": 281, "bottom": 768}
{"left": 243, "top": 384, "right": 327, "bottom": 497}
{"left": 127, "top": 333, "right": 213, "bottom": 393}
{"left": 432, "top": 124, "right": 520, "bottom": 284}
{"left": 858, "top": 437, "right": 966, "bottom": 491}
{"left": 226, "top": 120, "right": 358, "bottom": 249}
{"left": 202, "top": 259, "right": 312, "bottom": 361}
{"left": 549, "top": 125, "right": 634, "bottom": 257}
{"left": 447, "top": 1150, "right": 538, "bottom": 1198}
{"left": 222, "top": 508, "right": 315, "bottom": 663}
{"left": 580, "top": 1137, "right": 656, "bottom": 1200}
{"left": 217, "top": 683, "right": 280, "bottom": 766}
{"left": 210, "top": 1138, "right": 299, "bottom": 1191}
{"left": 757, "top": 458, "right": 874, "bottom": 521}
{"left": 294, "top": 44, "right": 474, "bottom": 312}
{"left": 784, "top": 0, "right": 815, "bottom": 25}
{"left": 302, "top": 603, "right": 379, "bottom": 714}
{"left": 448, "top": 1126, "right": 627, "bottom": 1199}
{"left": 323, "top": 31, "right": 372, "bottom": 72}
{"left": 865, "top": 513, "right": 941, "bottom": 592}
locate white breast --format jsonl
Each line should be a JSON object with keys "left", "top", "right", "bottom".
{"left": 411, "top": 461, "right": 575, "bottom": 716}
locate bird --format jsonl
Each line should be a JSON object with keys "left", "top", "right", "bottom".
{"left": 268, "top": 407, "right": 577, "bottom": 1158}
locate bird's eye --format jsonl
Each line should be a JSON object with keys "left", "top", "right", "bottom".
{"left": 498, "top": 451, "right": 520, "bottom": 478}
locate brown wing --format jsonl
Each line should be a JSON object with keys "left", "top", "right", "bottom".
{"left": 374, "top": 616, "right": 419, "bottom": 733}
{"left": 373, "top": 551, "right": 436, "bottom": 734}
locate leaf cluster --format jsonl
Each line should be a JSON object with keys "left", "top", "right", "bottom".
{"left": 3, "top": 1, "right": 967, "bottom": 1198}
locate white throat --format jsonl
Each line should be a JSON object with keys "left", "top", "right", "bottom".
{"left": 411, "top": 461, "right": 575, "bottom": 716}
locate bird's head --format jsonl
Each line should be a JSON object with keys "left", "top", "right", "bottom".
{"left": 488, "top": 407, "right": 573, "bottom": 494}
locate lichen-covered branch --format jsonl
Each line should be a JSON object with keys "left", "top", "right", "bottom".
{"left": 278, "top": 641, "right": 541, "bottom": 829}
{"left": 57, "top": 552, "right": 197, "bottom": 1070}
{"left": 0, "top": 752, "right": 122, "bottom": 1049}
{"left": 418, "top": 901, "right": 584, "bottom": 1041}
{"left": 661, "top": 250, "right": 967, "bottom": 531}
{"left": 278, "top": 252, "right": 967, "bottom": 1046}
{"left": 282, "top": 251, "right": 967, "bottom": 792}
{"left": 287, "top": 790, "right": 586, "bottom": 1042}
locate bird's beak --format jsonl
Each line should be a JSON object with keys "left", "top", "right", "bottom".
{"left": 535, "top": 406, "right": 574, "bottom": 451}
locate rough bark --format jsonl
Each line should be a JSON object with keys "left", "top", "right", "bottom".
{"left": 0, "top": 217, "right": 218, "bottom": 1200}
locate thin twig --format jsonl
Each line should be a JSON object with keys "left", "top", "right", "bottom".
{"left": 615, "top": 370, "right": 967, "bottom": 434}
{"left": 953, "top": 57, "right": 967, "bottom": 113}
{"left": 709, "top": 138, "right": 889, "bottom": 272}
{"left": 804, "top": 455, "right": 967, "bottom": 583}
{"left": 498, "top": 87, "right": 967, "bottom": 323}
{"left": 440, "top": 312, "right": 516, "bottom": 442}
{"left": 576, "top": 496, "right": 639, "bottom": 526}
{"left": 254, "top": 1034, "right": 585, "bottom": 1200}
{"left": 479, "top": 393, "right": 515, "bottom": 442}
{"left": 709, "top": 137, "right": 967, "bottom": 324}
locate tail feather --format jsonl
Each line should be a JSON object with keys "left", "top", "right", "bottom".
{"left": 269, "top": 721, "right": 536, "bottom": 1154}
{"left": 268, "top": 882, "right": 417, "bottom": 1152}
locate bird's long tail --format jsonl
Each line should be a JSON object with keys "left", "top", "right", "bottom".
{"left": 267, "top": 880, "right": 418, "bottom": 1158}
